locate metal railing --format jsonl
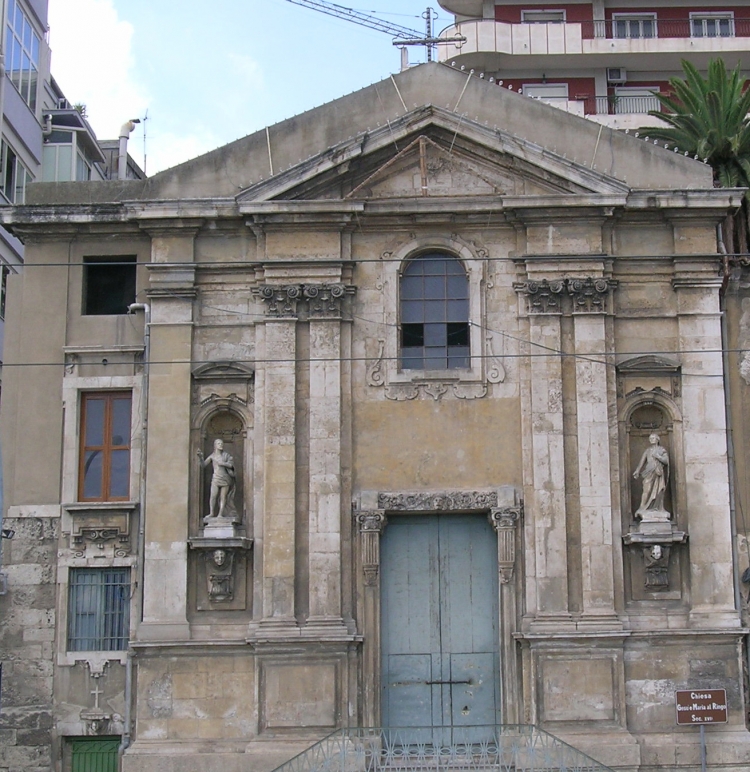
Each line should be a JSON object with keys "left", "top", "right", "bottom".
{"left": 270, "top": 725, "right": 616, "bottom": 772}
{"left": 578, "top": 18, "right": 749, "bottom": 40}
{"left": 522, "top": 94, "right": 662, "bottom": 116}
{"left": 592, "top": 95, "right": 661, "bottom": 116}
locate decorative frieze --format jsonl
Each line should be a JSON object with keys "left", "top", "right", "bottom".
{"left": 489, "top": 506, "right": 522, "bottom": 584}
{"left": 377, "top": 490, "right": 499, "bottom": 512}
{"left": 64, "top": 503, "right": 136, "bottom": 558}
{"left": 515, "top": 277, "right": 616, "bottom": 314}
{"left": 254, "top": 283, "right": 356, "bottom": 319}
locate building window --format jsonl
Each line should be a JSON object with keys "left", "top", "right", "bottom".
{"left": 5, "top": 0, "right": 40, "bottom": 111}
{"left": 613, "top": 14, "right": 656, "bottom": 39}
{"left": 83, "top": 256, "right": 137, "bottom": 315}
{"left": 691, "top": 13, "right": 734, "bottom": 38}
{"left": 79, "top": 392, "right": 132, "bottom": 502}
{"left": 400, "top": 253, "right": 470, "bottom": 370}
{"left": 521, "top": 9, "right": 565, "bottom": 23}
{"left": 0, "top": 139, "right": 31, "bottom": 203}
{"left": 67, "top": 568, "right": 130, "bottom": 651}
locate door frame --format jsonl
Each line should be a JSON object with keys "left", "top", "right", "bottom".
{"left": 354, "top": 487, "right": 523, "bottom": 728}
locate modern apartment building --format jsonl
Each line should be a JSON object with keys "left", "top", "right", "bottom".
{"left": 0, "top": 0, "right": 52, "bottom": 365}
{"left": 437, "top": 1, "right": 750, "bottom": 129}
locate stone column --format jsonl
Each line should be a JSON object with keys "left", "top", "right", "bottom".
{"left": 255, "top": 285, "right": 301, "bottom": 632}
{"left": 569, "top": 278, "right": 620, "bottom": 627}
{"left": 304, "top": 284, "right": 354, "bottom": 636}
{"left": 489, "top": 505, "right": 522, "bottom": 722}
{"left": 673, "top": 271, "right": 738, "bottom": 627}
{"left": 517, "top": 280, "right": 571, "bottom": 626}
{"left": 139, "top": 222, "right": 200, "bottom": 641}
{"left": 355, "top": 509, "right": 386, "bottom": 727}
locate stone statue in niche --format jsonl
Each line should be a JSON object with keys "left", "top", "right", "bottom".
{"left": 632, "top": 433, "right": 670, "bottom": 521}
{"left": 207, "top": 548, "right": 234, "bottom": 602}
{"left": 198, "top": 438, "right": 238, "bottom": 522}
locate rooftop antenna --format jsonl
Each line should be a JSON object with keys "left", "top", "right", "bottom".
{"left": 284, "top": 1, "right": 464, "bottom": 65}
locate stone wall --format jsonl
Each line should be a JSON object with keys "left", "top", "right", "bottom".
{"left": 0, "top": 511, "right": 58, "bottom": 772}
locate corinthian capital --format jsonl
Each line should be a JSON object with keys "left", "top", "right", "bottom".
{"left": 303, "top": 284, "right": 356, "bottom": 319}
{"left": 253, "top": 285, "right": 303, "bottom": 318}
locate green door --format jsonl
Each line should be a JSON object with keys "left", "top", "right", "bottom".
{"left": 381, "top": 514, "right": 500, "bottom": 741}
{"left": 70, "top": 738, "right": 120, "bottom": 772}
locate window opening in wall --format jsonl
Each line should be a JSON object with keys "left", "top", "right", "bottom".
{"left": 0, "top": 139, "right": 31, "bottom": 203}
{"left": 400, "top": 252, "right": 470, "bottom": 370}
{"left": 521, "top": 9, "right": 565, "bottom": 23}
{"left": 5, "top": 0, "right": 40, "bottom": 110}
{"left": 691, "top": 13, "right": 734, "bottom": 37}
{"left": 67, "top": 568, "right": 130, "bottom": 652}
{"left": 83, "top": 256, "right": 136, "bottom": 315}
{"left": 79, "top": 392, "right": 132, "bottom": 502}
{"left": 613, "top": 14, "right": 656, "bottom": 39}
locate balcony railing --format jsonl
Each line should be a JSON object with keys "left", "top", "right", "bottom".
{"left": 438, "top": 19, "right": 750, "bottom": 60}
{"left": 525, "top": 94, "right": 662, "bottom": 117}
{"left": 576, "top": 18, "right": 749, "bottom": 40}
{"left": 269, "top": 725, "right": 616, "bottom": 772}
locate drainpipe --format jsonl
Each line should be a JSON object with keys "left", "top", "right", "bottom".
{"left": 118, "top": 120, "right": 140, "bottom": 181}
{"left": 121, "top": 302, "right": 150, "bottom": 757}
{"left": 118, "top": 649, "right": 133, "bottom": 755}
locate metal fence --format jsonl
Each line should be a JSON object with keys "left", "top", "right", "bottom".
{"left": 270, "top": 725, "right": 616, "bottom": 772}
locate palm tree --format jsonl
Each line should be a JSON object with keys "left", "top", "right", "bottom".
{"left": 648, "top": 58, "right": 750, "bottom": 254}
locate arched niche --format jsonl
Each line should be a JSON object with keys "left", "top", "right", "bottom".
{"left": 627, "top": 402, "right": 674, "bottom": 520}
{"left": 201, "top": 410, "right": 245, "bottom": 522}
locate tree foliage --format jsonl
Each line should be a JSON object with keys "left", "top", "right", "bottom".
{"left": 648, "top": 58, "right": 750, "bottom": 254}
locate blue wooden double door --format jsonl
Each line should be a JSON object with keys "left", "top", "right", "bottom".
{"left": 381, "top": 514, "right": 500, "bottom": 734}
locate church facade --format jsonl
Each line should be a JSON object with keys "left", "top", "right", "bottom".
{"left": 2, "top": 63, "right": 750, "bottom": 772}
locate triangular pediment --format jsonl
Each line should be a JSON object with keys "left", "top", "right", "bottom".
{"left": 344, "top": 134, "right": 572, "bottom": 200}
{"left": 236, "top": 107, "right": 630, "bottom": 204}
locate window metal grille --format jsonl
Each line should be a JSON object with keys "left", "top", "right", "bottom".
{"left": 68, "top": 568, "right": 130, "bottom": 652}
{"left": 69, "top": 737, "right": 120, "bottom": 772}
{"left": 400, "top": 253, "right": 470, "bottom": 370}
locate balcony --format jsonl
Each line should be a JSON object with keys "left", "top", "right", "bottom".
{"left": 522, "top": 94, "right": 669, "bottom": 130}
{"left": 438, "top": 19, "right": 750, "bottom": 72}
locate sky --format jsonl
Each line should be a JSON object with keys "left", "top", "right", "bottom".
{"left": 47, "top": 0, "right": 455, "bottom": 175}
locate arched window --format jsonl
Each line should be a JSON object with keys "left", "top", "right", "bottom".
{"left": 400, "top": 252, "right": 470, "bottom": 370}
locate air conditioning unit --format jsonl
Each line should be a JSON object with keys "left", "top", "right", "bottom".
{"left": 607, "top": 68, "right": 627, "bottom": 84}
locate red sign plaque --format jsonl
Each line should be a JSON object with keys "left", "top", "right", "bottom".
{"left": 675, "top": 689, "right": 728, "bottom": 725}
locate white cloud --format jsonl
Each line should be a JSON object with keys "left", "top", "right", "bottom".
{"left": 226, "top": 53, "right": 264, "bottom": 93}
{"left": 48, "top": 0, "right": 149, "bottom": 139}
{"left": 46, "top": 0, "right": 218, "bottom": 173}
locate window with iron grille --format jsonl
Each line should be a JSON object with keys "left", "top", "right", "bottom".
{"left": 79, "top": 392, "right": 132, "bottom": 502}
{"left": 67, "top": 568, "right": 130, "bottom": 652}
{"left": 400, "top": 253, "right": 470, "bottom": 370}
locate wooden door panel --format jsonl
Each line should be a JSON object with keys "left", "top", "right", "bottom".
{"left": 381, "top": 514, "right": 500, "bottom": 730}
